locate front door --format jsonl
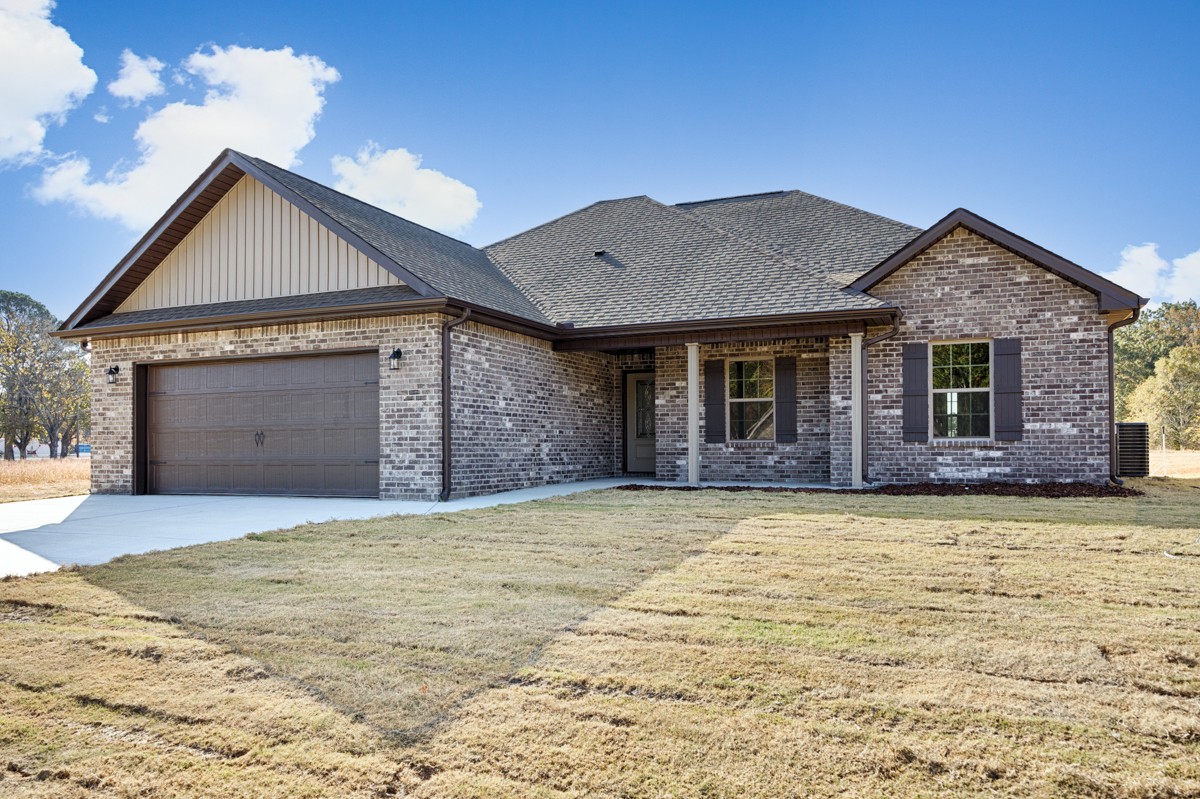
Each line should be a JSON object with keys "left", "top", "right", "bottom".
{"left": 625, "top": 371, "right": 656, "bottom": 473}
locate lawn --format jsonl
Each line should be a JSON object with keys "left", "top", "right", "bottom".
{"left": 1150, "top": 448, "right": 1200, "bottom": 478}
{"left": 0, "top": 458, "right": 90, "bottom": 503}
{"left": 2, "top": 481, "right": 1198, "bottom": 797}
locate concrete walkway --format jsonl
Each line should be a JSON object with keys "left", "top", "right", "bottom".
{"left": 0, "top": 478, "right": 655, "bottom": 578}
{"left": 0, "top": 477, "right": 837, "bottom": 578}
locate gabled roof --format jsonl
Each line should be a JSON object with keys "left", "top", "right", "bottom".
{"left": 849, "top": 208, "right": 1147, "bottom": 312}
{"left": 483, "top": 195, "right": 891, "bottom": 328}
{"left": 675, "top": 190, "right": 922, "bottom": 285}
{"left": 59, "top": 150, "right": 1143, "bottom": 338}
{"left": 60, "top": 149, "right": 549, "bottom": 331}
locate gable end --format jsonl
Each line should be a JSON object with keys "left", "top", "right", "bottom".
{"left": 849, "top": 208, "right": 1145, "bottom": 313}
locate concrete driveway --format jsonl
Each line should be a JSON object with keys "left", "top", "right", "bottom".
{"left": 0, "top": 479, "right": 648, "bottom": 578}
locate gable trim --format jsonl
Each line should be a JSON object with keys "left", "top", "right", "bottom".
{"left": 849, "top": 208, "right": 1146, "bottom": 313}
{"left": 60, "top": 149, "right": 439, "bottom": 331}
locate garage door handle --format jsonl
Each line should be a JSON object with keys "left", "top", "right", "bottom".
{"left": 254, "top": 431, "right": 265, "bottom": 447}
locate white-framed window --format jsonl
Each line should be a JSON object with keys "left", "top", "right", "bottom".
{"left": 930, "top": 340, "right": 992, "bottom": 439}
{"left": 727, "top": 358, "right": 775, "bottom": 441}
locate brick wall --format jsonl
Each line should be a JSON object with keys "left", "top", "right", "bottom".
{"left": 450, "top": 321, "right": 619, "bottom": 497}
{"left": 86, "top": 314, "right": 444, "bottom": 500}
{"left": 862, "top": 227, "right": 1111, "bottom": 483}
{"left": 655, "top": 339, "right": 830, "bottom": 483}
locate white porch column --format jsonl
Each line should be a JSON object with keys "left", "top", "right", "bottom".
{"left": 849, "top": 332, "right": 864, "bottom": 488}
{"left": 686, "top": 342, "right": 700, "bottom": 486}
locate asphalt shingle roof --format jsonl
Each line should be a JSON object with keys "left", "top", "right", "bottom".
{"left": 483, "top": 195, "right": 892, "bottom": 328}
{"left": 241, "top": 155, "right": 551, "bottom": 325}
{"left": 675, "top": 190, "right": 922, "bottom": 286}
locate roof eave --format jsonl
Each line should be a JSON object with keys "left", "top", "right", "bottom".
{"left": 849, "top": 208, "right": 1144, "bottom": 313}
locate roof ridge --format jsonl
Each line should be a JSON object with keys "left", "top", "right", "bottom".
{"left": 239, "top": 152, "right": 487, "bottom": 254}
{"left": 677, "top": 186, "right": 922, "bottom": 233}
{"left": 660, "top": 196, "right": 861, "bottom": 294}
{"left": 482, "top": 195, "right": 651, "bottom": 251}
{"left": 674, "top": 189, "right": 791, "bottom": 207}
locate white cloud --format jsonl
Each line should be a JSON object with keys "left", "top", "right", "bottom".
{"left": 331, "top": 143, "right": 481, "bottom": 234}
{"left": 93, "top": 109, "right": 110, "bottom": 124}
{"left": 1165, "top": 250, "right": 1200, "bottom": 303}
{"left": 0, "top": 0, "right": 96, "bottom": 163}
{"left": 107, "top": 49, "right": 165, "bottom": 104}
{"left": 1102, "top": 243, "right": 1200, "bottom": 304}
{"left": 34, "top": 45, "right": 339, "bottom": 230}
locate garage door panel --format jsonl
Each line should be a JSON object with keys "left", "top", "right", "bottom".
{"left": 147, "top": 352, "right": 379, "bottom": 497}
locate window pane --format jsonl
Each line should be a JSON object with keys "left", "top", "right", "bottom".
{"left": 932, "top": 345, "right": 951, "bottom": 367}
{"left": 932, "top": 366, "right": 952, "bottom": 389}
{"left": 970, "top": 364, "right": 990, "bottom": 388}
{"left": 730, "top": 400, "right": 775, "bottom": 440}
{"left": 971, "top": 342, "right": 990, "bottom": 365}
{"left": 933, "top": 391, "right": 991, "bottom": 439}
{"left": 729, "top": 360, "right": 774, "bottom": 399}
{"left": 952, "top": 343, "right": 971, "bottom": 366}
{"left": 635, "top": 379, "right": 655, "bottom": 438}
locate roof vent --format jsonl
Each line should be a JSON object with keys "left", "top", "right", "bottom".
{"left": 593, "top": 250, "right": 606, "bottom": 258}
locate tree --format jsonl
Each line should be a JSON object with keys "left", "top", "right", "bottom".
{"left": 1127, "top": 345, "right": 1200, "bottom": 449}
{"left": 1114, "top": 300, "right": 1200, "bottom": 420}
{"left": 0, "top": 291, "right": 57, "bottom": 459}
{"left": 29, "top": 344, "right": 90, "bottom": 458}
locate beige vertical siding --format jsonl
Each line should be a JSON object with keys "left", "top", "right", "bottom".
{"left": 117, "top": 175, "right": 404, "bottom": 313}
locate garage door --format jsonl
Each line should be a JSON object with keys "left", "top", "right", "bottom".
{"left": 146, "top": 352, "right": 379, "bottom": 497}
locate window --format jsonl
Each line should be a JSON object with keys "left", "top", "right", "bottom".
{"left": 728, "top": 359, "right": 774, "bottom": 440}
{"left": 635, "top": 378, "right": 655, "bottom": 438}
{"left": 931, "top": 341, "right": 991, "bottom": 438}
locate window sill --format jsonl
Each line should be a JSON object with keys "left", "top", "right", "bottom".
{"left": 927, "top": 437, "right": 1000, "bottom": 448}
{"left": 728, "top": 440, "right": 775, "bottom": 448}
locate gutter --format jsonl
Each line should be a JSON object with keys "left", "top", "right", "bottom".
{"left": 1107, "top": 306, "right": 1142, "bottom": 485}
{"left": 440, "top": 308, "right": 472, "bottom": 501}
{"left": 859, "top": 311, "right": 903, "bottom": 484}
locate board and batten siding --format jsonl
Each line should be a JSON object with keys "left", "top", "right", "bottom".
{"left": 116, "top": 175, "right": 404, "bottom": 312}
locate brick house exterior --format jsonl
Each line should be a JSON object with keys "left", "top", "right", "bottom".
{"left": 56, "top": 150, "right": 1144, "bottom": 499}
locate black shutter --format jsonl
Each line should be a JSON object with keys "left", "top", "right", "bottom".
{"left": 704, "top": 359, "right": 726, "bottom": 443}
{"left": 775, "top": 356, "right": 797, "bottom": 443}
{"left": 993, "top": 337, "right": 1023, "bottom": 441}
{"left": 901, "top": 343, "right": 928, "bottom": 442}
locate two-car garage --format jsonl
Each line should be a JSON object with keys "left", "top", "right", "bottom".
{"left": 143, "top": 352, "right": 380, "bottom": 497}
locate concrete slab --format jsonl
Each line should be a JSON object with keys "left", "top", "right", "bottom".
{"left": 0, "top": 477, "right": 834, "bottom": 578}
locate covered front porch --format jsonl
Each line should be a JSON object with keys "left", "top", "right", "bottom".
{"left": 573, "top": 313, "right": 894, "bottom": 489}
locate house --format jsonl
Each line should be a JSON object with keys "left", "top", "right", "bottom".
{"left": 54, "top": 150, "right": 1145, "bottom": 499}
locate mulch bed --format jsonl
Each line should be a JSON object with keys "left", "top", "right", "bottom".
{"left": 614, "top": 481, "right": 1142, "bottom": 498}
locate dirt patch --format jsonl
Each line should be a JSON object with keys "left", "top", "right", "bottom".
{"left": 614, "top": 481, "right": 1142, "bottom": 498}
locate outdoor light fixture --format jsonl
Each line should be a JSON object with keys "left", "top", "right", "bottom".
{"left": 388, "top": 348, "right": 403, "bottom": 370}
{"left": 106, "top": 365, "right": 120, "bottom": 384}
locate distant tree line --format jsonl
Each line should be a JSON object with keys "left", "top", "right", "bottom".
{"left": 1115, "top": 300, "right": 1200, "bottom": 449}
{"left": 0, "top": 291, "right": 90, "bottom": 459}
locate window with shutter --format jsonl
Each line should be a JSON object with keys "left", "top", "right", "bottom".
{"left": 930, "top": 341, "right": 992, "bottom": 439}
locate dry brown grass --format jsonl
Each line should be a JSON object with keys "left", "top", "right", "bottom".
{"left": 3, "top": 481, "right": 1199, "bottom": 796}
{"left": 0, "top": 458, "right": 89, "bottom": 503}
{"left": 1150, "top": 448, "right": 1200, "bottom": 478}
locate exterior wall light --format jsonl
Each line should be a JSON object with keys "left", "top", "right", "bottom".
{"left": 106, "top": 365, "right": 121, "bottom": 384}
{"left": 388, "top": 348, "right": 403, "bottom": 370}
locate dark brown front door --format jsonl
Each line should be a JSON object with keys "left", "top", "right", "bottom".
{"left": 146, "top": 352, "right": 379, "bottom": 497}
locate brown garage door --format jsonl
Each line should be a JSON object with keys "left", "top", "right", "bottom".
{"left": 146, "top": 352, "right": 379, "bottom": 497}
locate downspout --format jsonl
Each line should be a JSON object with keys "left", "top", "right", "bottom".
{"left": 440, "top": 308, "right": 472, "bottom": 501}
{"left": 860, "top": 310, "right": 903, "bottom": 484}
{"left": 1107, "top": 306, "right": 1141, "bottom": 486}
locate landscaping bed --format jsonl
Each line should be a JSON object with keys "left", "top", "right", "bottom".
{"left": 616, "top": 480, "right": 1142, "bottom": 498}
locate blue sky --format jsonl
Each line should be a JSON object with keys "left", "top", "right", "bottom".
{"left": 1, "top": 0, "right": 1197, "bottom": 320}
